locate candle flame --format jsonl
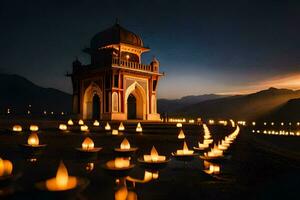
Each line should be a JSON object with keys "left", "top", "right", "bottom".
{"left": 118, "top": 122, "right": 125, "bottom": 131}
{"left": 120, "top": 138, "right": 130, "bottom": 149}
{"left": 177, "top": 129, "right": 185, "bottom": 139}
{"left": 29, "top": 125, "right": 39, "bottom": 132}
{"left": 0, "top": 158, "right": 13, "bottom": 176}
{"left": 12, "top": 125, "right": 22, "bottom": 132}
{"left": 82, "top": 137, "right": 94, "bottom": 150}
{"left": 105, "top": 122, "right": 111, "bottom": 130}
{"left": 150, "top": 146, "right": 159, "bottom": 162}
{"left": 93, "top": 120, "right": 100, "bottom": 126}
{"left": 27, "top": 133, "right": 39, "bottom": 146}
{"left": 136, "top": 122, "right": 142, "bottom": 132}
{"left": 67, "top": 119, "right": 74, "bottom": 126}
{"left": 78, "top": 119, "right": 84, "bottom": 125}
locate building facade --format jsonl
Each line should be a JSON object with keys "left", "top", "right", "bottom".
{"left": 69, "top": 22, "right": 163, "bottom": 121}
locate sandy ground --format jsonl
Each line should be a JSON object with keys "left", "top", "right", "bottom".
{"left": 0, "top": 120, "right": 299, "bottom": 200}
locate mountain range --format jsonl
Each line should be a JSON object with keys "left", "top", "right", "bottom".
{"left": 0, "top": 73, "right": 299, "bottom": 121}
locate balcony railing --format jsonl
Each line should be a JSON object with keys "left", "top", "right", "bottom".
{"left": 112, "top": 58, "right": 158, "bottom": 73}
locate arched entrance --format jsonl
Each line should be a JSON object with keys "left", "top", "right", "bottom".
{"left": 83, "top": 83, "right": 102, "bottom": 119}
{"left": 125, "top": 82, "right": 147, "bottom": 120}
{"left": 127, "top": 94, "right": 137, "bottom": 119}
{"left": 92, "top": 94, "right": 100, "bottom": 119}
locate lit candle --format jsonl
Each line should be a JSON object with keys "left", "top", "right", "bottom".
{"left": 12, "top": 125, "right": 22, "bottom": 132}
{"left": 177, "top": 129, "right": 185, "bottom": 139}
{"left": 30, "top": 125, "right": 39, "bottom": 132}
{"left": 80, "top": 125, "right": 89, "bottom": 132}
{"left": 67, "top": 119, "right": 74, "bottom": 126}
{"left": 46, "top": 161, "right": 77, "bottom": 191}
{"left": 106, "top": 157, "right": 131, "bottom": 169}
{"left": 105, "top": 122, "right": 111, "bottom": 130}
{"left": 176, "top": 141, "right": 194, "bottom": 155}
{"left": 0, "top": 158, "right": 13, "bottom": 177}
{"left": 136, "top": 123, "right": 142, "bottom": 132}
{"left": 28, "top": 133, "right": 39, "bottom": 146}
{"left": 78, "top": 119, "right": 84, "bottom": 125}
{"left": 120, "top": 138, "right": 130, "bottom": 150}
{"left": 82, "top": 137, "right": 94, "bottom": 150}
{"left": 118, "top": 122, "right": 125, "bottom": 131}
{"left": 143, "top": 146, "right": 166, "bottom": 162}
{"left": 112, "top": 129, "right": 118, "bottom": 135}
{"left": 59, "top": 124, "right": 67, "bottom": 131}
{"left": 93, "top": 120, "right": 100, "bottom": 127}
{"left": 176, "top": 123, "right": 182, "bottom": 128}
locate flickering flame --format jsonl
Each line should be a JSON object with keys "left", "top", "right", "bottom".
{"left": 118, "top": 122, "right": 125, "bottom": 131}
{"left": 29, "top": 125, "right": 39, "bottom": 132}
{"left": 177, "top": 129, "right": 185, "bottom": 139}
{"left": 105, "top": 122, "right": 111, "bottom": 130}
{"left": 143, "top": 146, "right": 166, "bottom": 162}
{"left": 78, "top": 119, "right": 84, "bottom": 125}
{"left": 82, "top": 137, "right": 94, "bottom": 150}
{"left": 46, "top": 161, "right": 77, "bottom": 191}
{"left": 85, "top": 162, "right": 94, "bottom": 172}
{"left": 176, "top": 123, "right": 182, "bottom": 128}
{"left": 203, "top": 161, "right": 220, "bottom": 175}
{"left": 120, "top": 138, "right": 130, "bottom": 150}
{"left": 80, "top": 125, "right": 89, "bottom": 132}
{"left": 176, "top": 141, "right": 194, "bottom": 155}
{"left": 106, "top": 157, "right": 130, "bottom": 169}
{"left": 0, "top": 158, "right": 13, "bottom": 177}
{"left": 93, "top": 120, "right": 100, "bottom": 127}
{"left": 12, "top": 125, "right": 22, "bottom": 132}
{"left": 27, "top": 133, "right": 39, "bottom": 146}
{"left": 67, "top": 119, "right": 74, "bottom": 126}
{"left": 59, "top": 124, "right": 67, "bottom": 131}
{"left": 136, "top": 123, "right": 142, "bottom": 132}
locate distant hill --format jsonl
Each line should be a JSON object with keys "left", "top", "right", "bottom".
{"left": 176, "top": 87, "right": 300, "bottom": 120}
{"left": 158, "top": 94, "right": 227, "bottom": 114}
{"left": 0, "top": 73, "right": 72, "bottom": 115}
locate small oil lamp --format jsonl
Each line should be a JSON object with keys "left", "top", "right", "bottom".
{"left": 118, "top": 122, "right": 125, "bottom": 131}
{"left": 29, "top": 125, "right": 39, "bottom": 132}
{"left": 138, "top": 146, "right": 170, "bottom": 168}
{"left": 78, "top": 119, "right": 84, "bottom": 125}
{"left": 12, "top": 125, "right": 22, "bottom": 133}
{"left": 36, "top": 161, "right": 89, "bottom": 197}
{"left": 93, "top": 120, "right": 100, "bottom": 127}
{"left": 193, "top": 142, "right": 210, "bottom": 151}
{"left": 105, "top": 122, "right": 111, "bottom": 131}
{"left": 80, "top": 125, "right": 89, "bottom": 132}
{"left": 136, "top": 122, "right": 142, "bottom": 132}
{"left": 114, "top": 138, "right": 138, "bottom": 153}
{"left": 112, "top": 129, "right": 119, "bottom": 135}
{"left": 200, "top": 144, "right": 224, "bottom": 161}
{"left": 59, "top": 124, "right": 68, "bottom": 131}
{"left": 177, "top": 129, "right": 185, "bottom": 139}
{"left": 176, "top": 123, "right": 182, "bottom": 128}
{"left": 20, "top": 132, "right": 46, "bottom": 153}
{"left": 67, "top": 119, "right": 74, "bottom": 126}
{"left": 104, "top": 157, "right": 135, "bottom": 173}
{"left": 0, "top": 157, "right": 19, "bottom": 188}
{"left": 76, "top": 137, "right": 102, "bottom": 155}
{"left": 172, "top": 141, "right": 197, "bottom": 161}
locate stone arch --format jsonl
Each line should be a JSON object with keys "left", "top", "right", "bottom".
{"left": 83, "top": 82, "right": 102, "bottom": 119}
{"left": 125, "top": 81, "right": 147, "bottom": 120}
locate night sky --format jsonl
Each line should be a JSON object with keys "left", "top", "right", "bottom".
{"left": 1, "top": 0, "right": 300, "bottom": 98}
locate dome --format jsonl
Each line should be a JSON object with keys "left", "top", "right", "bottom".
{"left": 91, "top": 23, "right": 144, "bottom": 49}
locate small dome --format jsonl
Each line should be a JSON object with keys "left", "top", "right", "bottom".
{"left": 91, "top": 23, "right": 143, "bottom": 49}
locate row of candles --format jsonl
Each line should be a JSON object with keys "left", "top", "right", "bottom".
{"left": 2, "top": 121, "right": 239, "bottom": 194}
{"left": 252, "top": 129, "right": 300, "bottom": 136}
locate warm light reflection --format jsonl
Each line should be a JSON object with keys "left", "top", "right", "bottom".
{"left": 59, "top": 124, "right": 67, "bottom": 131}
{"left": 105, "top": 122, "right": 111, "bottom": 130}
{"left": 143, "top": 146, "right": 166, "bottom": 162}
{"left": 80, "top": 125, "right": 89, "bottom": 132}
{"left": 112, "top": 129, "right": 119, "bottom": 135}
{"left": 203, "top": 161, "right": 220, "bottom": 175}
{"left": 78, "top": 119, "right": 84, "bottom": 125}
{"left": 27, "top": 133, "right": 39, "bottom": 146}
{"left": 82, "top": 137, "right": 94, "bottom": 150}
{"left": 177, "top": 129, "right": 185, "bottom": 139}
{"left": 13, "top": 125, "right": 22, "bottom": 132}
{"left": 85, "top": 162, "right": 94, "bottom": 172}
{"left": 0, "top": 158, "right": 13, "bottom": 177}
{"left": 106, "top": 157, "right": 130, "bottom": 169}
{"left": 136, "top": 122, "right": 142, "bottom": 132}
{"left": 176, "top": 123, "right": 182, "bottom": 128}
{"left": 93, "top": 120, "right": 100, "bottom": 127}
{"left": 67, "top": 119, "right": 74, "bottom": 126}
{"left": 46, "top": 161, "right": 77, "bottom": 191}
{"left": 120, "top": 138, "right": 130, "bottom": 150}
{"left": 118, "top": 122, "right": 125, "bottom": 131}
{"left": 30, "top": 125, "right": 39, "bottom": 132}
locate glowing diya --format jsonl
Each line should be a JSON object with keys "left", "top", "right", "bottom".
{"left": 136, "top": 122, "right": 142, "bottom": 132}
{"left": 193, "top": 141, "right": 210, "bottom": 151}
{"left": 67, "top": 119, "right": 74, "bottom": 126}
{"left": 78, "top": 119, "right": 84, "bottom": 125}
{"left": 93, "top": 120, "right": 100, "bottom": 127}
{"left": 12, "top": 125, "right": 22, "bottom": 133}
{"left": 105, "top": 122, "right": 111, "bottom": 130}
{"left": 138, "top": 146, "right": 170, "bottom": 168}
{"left": 200, "top": 144, "right": 226, "bottom": 162}
{"left": 59, "top": 124, "right": 68, "bottom": 131}
{"left": 103, "top": 157, "right": 135, "bottom": 176}
{"left": 177, "top": 129, "right": 185, "bottom": 139}
{"left": 29, "top": 125, "right": 39, "bottom": 132}
{"left": 35, "top": 161, "right": 89, "bottom": 198}
{"left": 172, "top": 141, "right": 197, "bottom": 161}
{"left": 111, "top": 129, "right": 119, "bottom": 135}
{"left": 114, "top": 138, "right": 138, "bottom": 153}
{"left": 118, "top": 122, "right": 125, "bottom": 131}
{"left": 80, "top": 125, "right": 89, "bottom": 132}
{"left": 176, "top": 123, "right": 182, "bottom": 128}
{"left": 76, "top": 137, "right": 102, "bottom": 156}
{"left": 20, "top": 132, "right": 47, "bottom": 154}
